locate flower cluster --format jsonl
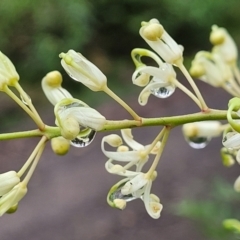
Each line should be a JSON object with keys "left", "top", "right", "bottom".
{"left": 102, "top": 129, "right": 163, "bottom": 218}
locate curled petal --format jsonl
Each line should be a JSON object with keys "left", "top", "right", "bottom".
{"left": 234, "top": 175, "right": 240, "bottom": 192}
{"left": 105, "top": 160, "right": 139, "bottom": 177}
{"left": 42, "top": 71, "right": 72, "bottom": 105}
{"left": 223, "top": 132, "right": 240, "bottom": 149}
{"left": 121, "top": 129, "right": 144, "bottom": 151}
{"left": 142, "top": 181, "right": 162, "bottom": 219}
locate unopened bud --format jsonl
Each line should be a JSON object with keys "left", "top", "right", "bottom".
{"left": 51, "top": 137, "right": 70, "bottom": 155}
{"left": 44, "top": 71, "right": 63, "bottom": 87}
{"left": 142, "top": 23, "right": 164, "bottom": 41}
{"left": 61, "top": 116, "right": 80, "bottom": 140}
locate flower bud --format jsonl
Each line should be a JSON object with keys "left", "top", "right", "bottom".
{"left": 59, "top": 50, "right": 107, "bottom": 91}
{"left": 60, "top": 116, "right": 80, "bottom": 140}
{"left": 0, "top": 52, "right": 19, "bottom": 90}
{"left": 142, "top": 23, "right": 164, "bottom": 41}
{"left": 0, "top": 171, "right": 20, "bottom": 196}
{"left": 42, "top": 71, "right": 72, "bottom": 106}
{"left": 51, "top": 136, "right": 70, "bottom": 155}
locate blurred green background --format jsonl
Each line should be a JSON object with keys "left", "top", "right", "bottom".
{"left": 1, "top": 0, "right": 240, "bottom": 92}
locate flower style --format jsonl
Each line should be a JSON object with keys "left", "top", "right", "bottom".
{"left": 59, "top": 50, "right": 107, "bottom": 91}
{"left": 210, "top": 25, "right": 238, "bottom": 65}
{"left": 55, "top": 98, "right": 106, "bottom": 140}
{"left": 0, "top": 182, "right": 27, "bottom": 216}
{"left": 140, "top": 19, "right": 183, "bottom": 65}
{"left": 42, "top": 71, "right": 72, "bottom": 105}
{"left": 0, "top": 51, "right": 19, "bottom": 90}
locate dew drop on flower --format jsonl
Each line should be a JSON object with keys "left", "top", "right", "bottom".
{"left": 20, "top": 94, "right": 32, "bottom": 106}
{"left": 110, "top": 188, "right": 138, "bottom": 202}
{"left": 186, "top": 136, "right": 211, "bottom": 149}
{"left": 70, "top": 129, "right": 96, "bottom": 148}
{"left": 150, "top": 85, "right": 175, "bottom": 99}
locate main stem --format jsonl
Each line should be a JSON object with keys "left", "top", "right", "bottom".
{"left": 0, "top": 109, "right": 237, "bottom": 141}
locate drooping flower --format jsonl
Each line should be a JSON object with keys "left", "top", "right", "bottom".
{"left": 210, "top": 25, "right": 238, "bottom": 65}
{"left": 55, "top": 98, "right": 106, "bottom": 140}
{"left": 0, "top": 51, "right": 19, "bottom": 90}
{"left": 59, "top": 50, "right": 107, "bottom": 91}
{"left": 102, "top": 129, "right": 160, "bottom": 174}
{"left": 0, "top": 182, "right": 27, "bottom": 216}
{"left": 41, "top": 71, "right": 72, "bottom": 105}
{"left": 0, "top": 171, "right": 20, "bottom": 196}
{"left": 183, "top": 121, "right": 222, "bottom": 149}
{"left": 107, "top": 171, "right": 163, "bottom": 219}
{"left": 140, "top": 19, "right": 183, "bottom": 65}
{"left": 132, "top": 63, "right": 177, "bottom": 105}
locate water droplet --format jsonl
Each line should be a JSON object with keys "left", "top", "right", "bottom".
{"left": 187, "top": 136, "right": 211, "bottom": 149}
{"left": 20, "top": 94, "right": 32, "bottom": 106}
{"left": 150, "top": 85, "right": 175, "bottom": 99}
{"left": 110, "top": 188, "right": 138, "bottom": 202}
{"left": 70, "top": 129, "right": 96, "bottom": 148}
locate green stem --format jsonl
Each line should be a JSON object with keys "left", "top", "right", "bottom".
{"left": 14, "top": 82, "right": 45, "bottom": 130}
{"left": 178, "top": 63, "right": 208, "bottom": 111}
{"left": 172, "top": 78, "right": 201, "bottom": 109}
{"left": 18, "top": 136, "right": 47, "bottom": 177}
{"left": 22, "top": 137, "right": 47, "bottom": 185}
{"left": 144, "top": 127, "right": 166, "bottom": 155}
{"left": 145, "top": 127, "right": 170, "bottom": 178}
{"left": 0, "top": 126, "right": 60, "bottom": 141}
{"left": 103, "top": 85, "right": 141, "bottom": 121}
{"left": 0, "top": 109, "right": 237, "bottom": 141}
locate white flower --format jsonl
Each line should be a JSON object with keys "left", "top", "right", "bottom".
{"left": 222, "top": 130, "right": 240, "bottom": 163}
{"left": 140, "top": 19, "right": 183, "bottom": 65}
{"left": 0, "top": 182, "right": 27, "bottom": 216}
{"left": 182, "top": 121, "right": 222, "bottom": 139}
{"left": 234, "top": 175, "right": 240, "bottom": 192}
{"left": 142, "top": 180, "right": 163, "bottom": 219}
{"left": 0, "top": 171, "right": 20, "bottom": 196}
{"left": 41, "top": 71, "right": 72, "bottom": 105}
{"left": 102, "top": 129, "right": 160, "bottom": 174}
{"left": 210, "top": 25, "right": 238, "bottom": 64}
{"left": 132, "top": 64, "right": 176, "bottom": 105}
{"left": 190, "top": 51, "right": 232, "bottom": 88}
{"left": 107, "top": 171, "right": 162, "bottom": 219}
{"left": 0, "top": 51, "right": 19, "bottom": 90}
{"left": 59, "top": 50, "right": 107, "bottom": 91}
{"left": 55, "top": 98, "right": 106, "bottom": 140}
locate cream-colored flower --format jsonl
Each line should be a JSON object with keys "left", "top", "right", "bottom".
{"left": 0, "top": 171, "right": 20, "bottom": 196}
{"left": 102, "top": 129, "right": 160, "bottom": 174}
{"left": 140, "top": 19, "right": 183, "bottom": 65}
{"left": 59, "top": 50, "right": 107, "bottom": 91}
{"left": 222, "top": 131, "right": 240, "bottom": 163}
{"left": 210, "top": 25, "right": 238, "bottom": 65}
{"left": 0, "top": 51, "right": 19, "bottom": 90}
{"left": 55, "top": 98, "right": 106, "bottom": 140}
{"left": 0, "top": 182, "right": 27, "bottom": 216}
{"left": 41, "top": 71, "right": 72, "bottom": 105}
{"left": 132, "top": 64, "right": 176, "bottom": 105}
{"left": 51, "top": 136, "right": 71, "bottom": 155}
{"left": 190, "top": 51, "right": 233, "bottom": 88}
{"left": 107, "top": 171, "right": 162, "bottom": 219}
